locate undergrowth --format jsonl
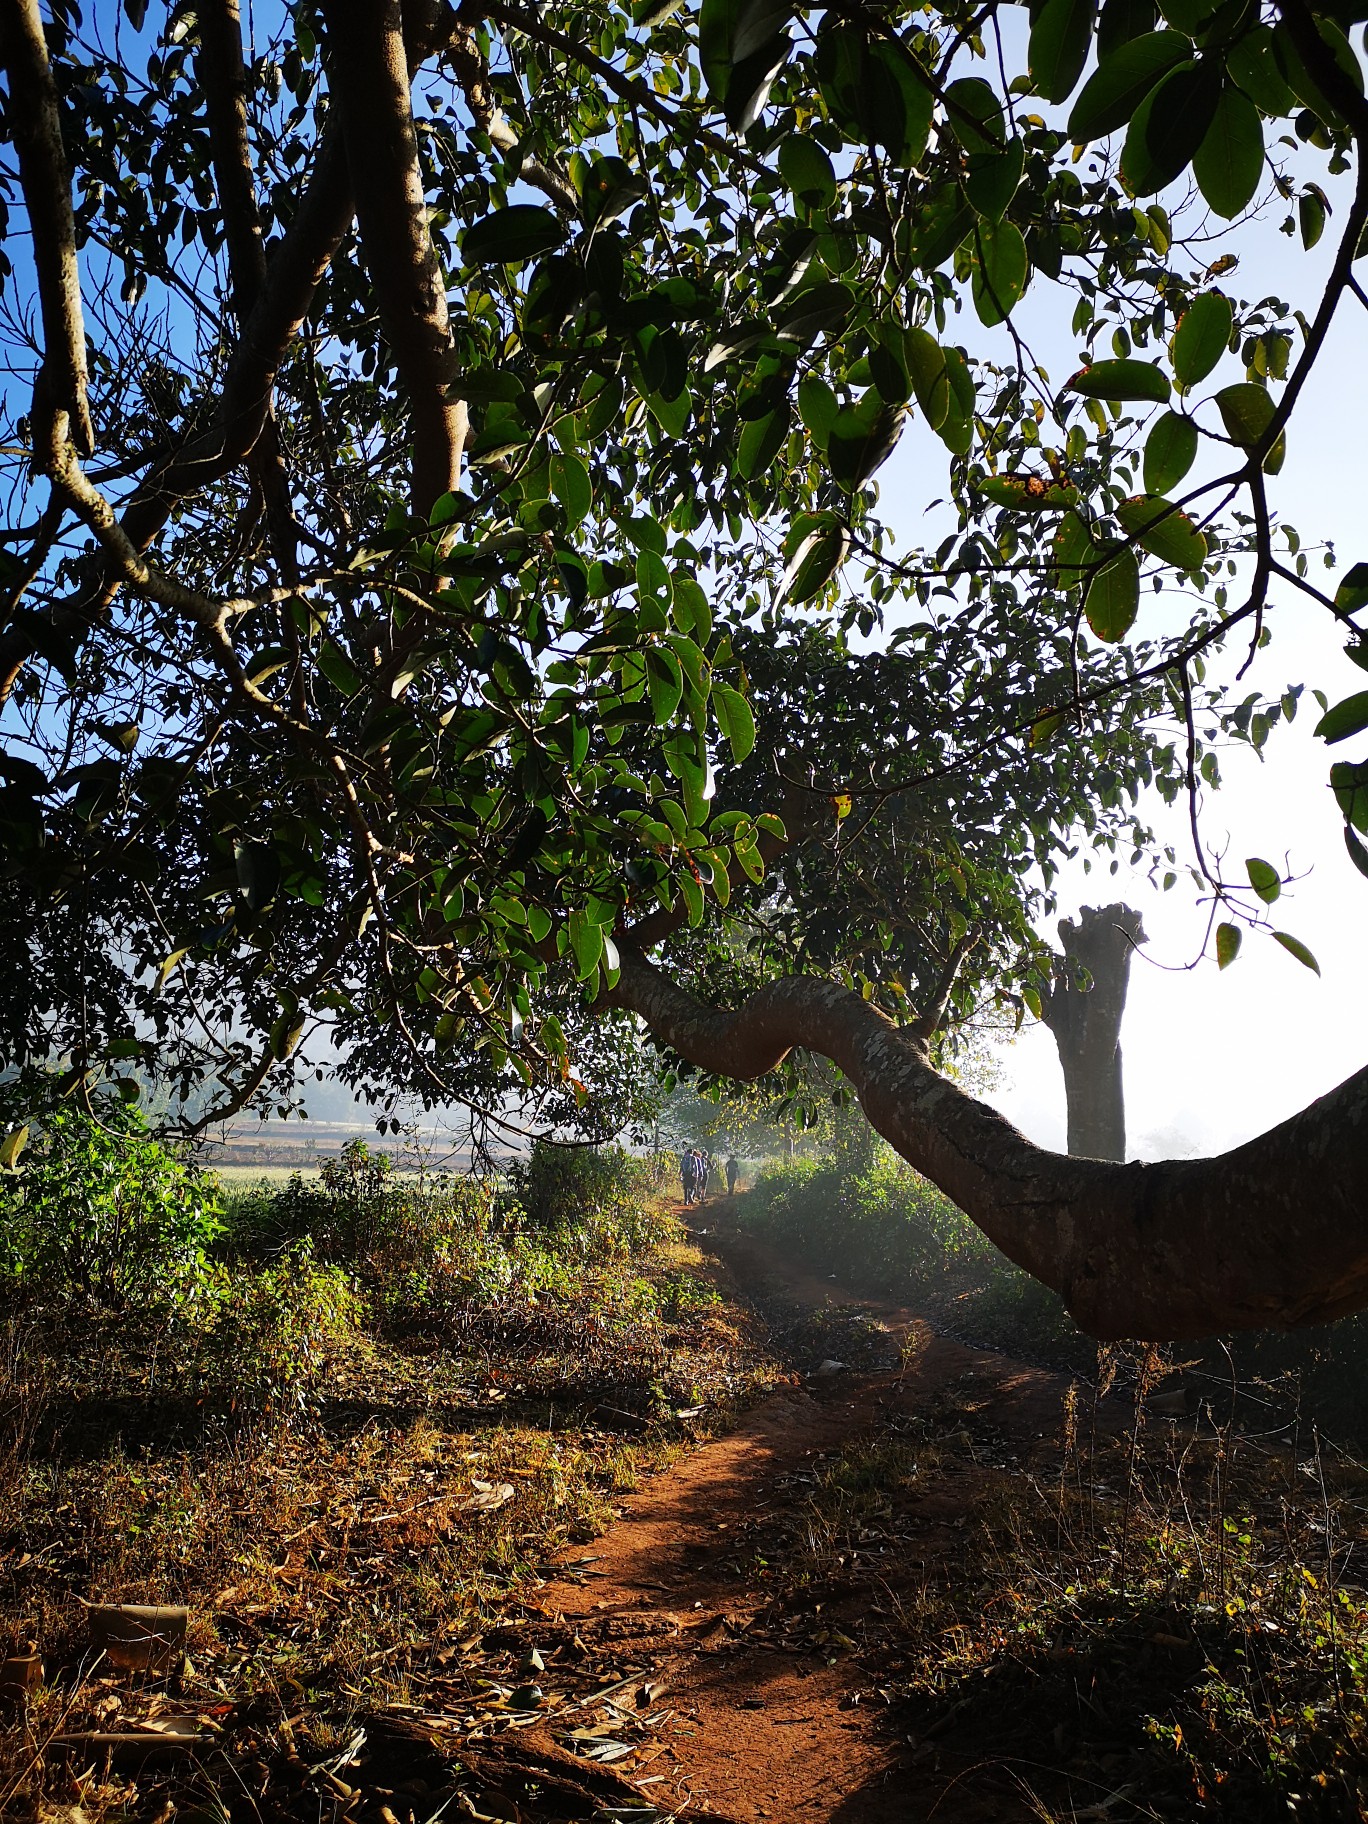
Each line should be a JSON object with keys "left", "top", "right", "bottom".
{"left": 741, "top": 1149, "right": 1368, "bottom": 1441}
{"left": 0, "top": 1126, "right": 777, "bottom": 1817}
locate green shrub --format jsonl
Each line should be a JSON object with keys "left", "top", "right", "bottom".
{"left": 0, "top": 1101, "right": 222, "bottom": 1311}
{"left": 502, "top": 1141, "right": 661, "bottom": 1257}
{"left": 743, "top": 1150, "right": 996, "bottom": 1288}
{"left": 222, "top": 1140, "right": 493, "bottom": 1275}
{"left": 219, "top": 1141, "right": 671, "bottom": 1337}
{"left": 194, "top": 1243, "right": 359, "bottom": 1420}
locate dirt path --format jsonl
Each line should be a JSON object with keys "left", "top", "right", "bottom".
{"left": 524, "top": 1199, "right": 1111, "bottom": 1823}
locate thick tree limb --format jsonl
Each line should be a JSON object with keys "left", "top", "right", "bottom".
{"left": 606, "top": 950, "right": 1368, "bottom": 1342}
{"left": 0, "top": 0, "right": 95, "bottom": 457}
{"left": 321, "top": 0, "right": 467, "bottom": 516}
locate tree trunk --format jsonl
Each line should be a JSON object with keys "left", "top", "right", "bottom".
{"left": 1039, "top": 904, "right": 1146, "bottom": 1162}
{"left": 605, "top": 949, "right": 1368, "bottom": 1343}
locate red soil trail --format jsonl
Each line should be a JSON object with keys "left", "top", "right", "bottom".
{"left": 529, "top": 1198, "right": 1110, "bottom": 1823}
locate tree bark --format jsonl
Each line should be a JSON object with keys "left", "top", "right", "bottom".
{"left": 320, "top": 0, "right": 467, "bottom": 517}
{"left": 1039, "top": 904, "right": 1145, "bottom": 1161}
{"left": 605, "top": 948, "right": 1368, "bottom": 1343}
{"left": 0, "top": 0, "right": 95, "bottom": 457}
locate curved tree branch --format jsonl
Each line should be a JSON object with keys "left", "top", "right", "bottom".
{"left": 606, "top": 949, "right": 1368, "bottom": 1342}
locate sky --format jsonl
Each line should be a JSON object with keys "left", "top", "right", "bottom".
{"left": 874, "top": 166, "right": 1368, "bottom": 1161}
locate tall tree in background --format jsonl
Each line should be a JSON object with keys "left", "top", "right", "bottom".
{"left": 1040, "top": 904, "right": 1146, "bottom": 1162}
{"left": 3, "top": 0, "right": 1368, "bottom": 1339}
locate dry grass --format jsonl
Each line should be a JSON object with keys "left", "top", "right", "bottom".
{"left": 0, "top": 1213, "right": 780, "bottom": 1823}
{"left": 780, "top": 1378, "right": 1368, "bottom": 1821}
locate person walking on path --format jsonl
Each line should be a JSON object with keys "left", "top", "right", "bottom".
{"left": 680, "top": 1150, "right": 696, "bottom": 1206}
{"left": 726, "top": 1154, "right": 739, "bottom": 1195}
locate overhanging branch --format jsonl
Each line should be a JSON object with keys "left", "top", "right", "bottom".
{"left": 606, "top": 948, "right": 1368, "bottom": 1342}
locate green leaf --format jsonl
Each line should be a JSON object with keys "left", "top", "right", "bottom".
{"left": 1225, "top": 25, "right": 1294, "bottom": 115}
{"left": 319, "top": 641, "right": 362, "bottom": 696}
{"left": 910, "top": 185, "right": 975, "bottom": 273}
{"left": 1344, "top": 823, "right": 1368, "bottom": 880}
{"left": 1029, "top": 0, "right": 1098, "bottom": 104}
{"left": 1314, "top": 690, "right": 1368, "bottom": 745}
{"left": 1245, "top": 856, "right": 1281, "bottom": 903}
{"left": 713, "top": 682, "right": 757, "bottom": 761}
{"left": 1192, "top": 88, "right": 1264, "bottom": 219}
{"left": 679, "top": 868, "right": 705, "bottom": 927}
{"left": 1084, "top": 546, "right": 1141, "bottom": 641}
{"left": 776, "top": 278, "right": 854, "bottom": 343}
{"left": 1171, "top": 291, "right": 1233, "bottom": 389}
{"left": 778, "top": 134, "right": 838, "bottom": 209}
{"left": 1120, "top": 61, "right": 1220, "bottom": 196}
{"left": 1067, "top": 31, "right": 1189, "bottom": 141}
{"left": 1097, "top": 0, "right": 1160, "bottom": 59}
{"left": 865, "top": 40, "right": 935, "bottom": 163}
{"left": 737, "top": 402, "right": 792, "bottom": 482}
{"left": 970, "top": 218, "right": 1029, "bottom": 326}
{"left": 936, "top": 346, "right": 977, "bottom": 455}
{"left": 463, "top": 205, "right": 567, "bottom": 265}
{"left": 700, "top": 0, "right": 793, "bottom": 130}
{"left": 827, "top": 393, "right": 908, "bottom": 490}
{"left": 965, "top": 141, "right": 1025, "bottom": 222}
{"left": 1271, "top": 16, "right": 1363, "bottom": 130}
{"left": 1116, "top": 495, "right": 1207, "bottom": 570}
{"left": 1067, "top": 359, "right": 1171, "bottom": 403}
{"left": 1156, "top": 0, "right": 1221, "bottom": 32}
{"left": 1053, "top": 509, "right": 1098, "bottom": 588}
{"left": 1334, "top": 562, "right": 1368, "bottom": 615}
{"left": 646, "top": 647, "right": 684, "bottom": 725}
{"left": 1299, "top": 188, "right": 1328, "bottom": 250}
{"left": 269, "top": 1012, "right": 306, "bottom": 1059}
{"left": 903, "top": 326, "right": 951, "bottom": 431}
{"left": 568, "top": 907, "right": 604, "bottom": 981}
{"left": 1215, "top": 920, "right": 1241, "bottom": 968}
{"left": 1214, "top": 382, "right": 1285, "bottom": 472}
{"left": 943, "top": 77, "right": 1007, "bottom": 153}
{"left": 1143, "top": 411, "right": 1199, "bottom": 491}
{"left": 1273, "top": 931, "right": 1320, "bottom": 974}
{"left": 780, "top": 511, "right": 850, "bottom": 604}
{"left": 549, "top": 453, "right": 593, "bottom": 530}
{"left": 1331, "top": 760, "right": 1368, "bottom": 832}
{"left": 797, "top": 372, "right": 839, "bottom": 443}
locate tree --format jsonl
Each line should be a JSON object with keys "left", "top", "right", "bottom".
{"left": 2, "top": 0, "right": 1367, "bottom": 1342}
{"left": 1039, "top": 902, "right": 1145, "bottom": 1161}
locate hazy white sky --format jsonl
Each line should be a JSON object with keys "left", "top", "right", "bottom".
{"left": 877, "top": 167, "right": 1368, "bottom": 1161}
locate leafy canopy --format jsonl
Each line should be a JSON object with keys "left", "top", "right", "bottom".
{"left": 1, "top": 0, "right": 1365, "bottom": 1142}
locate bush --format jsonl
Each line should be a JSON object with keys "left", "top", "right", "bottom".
{"left": 194, "top": 1243, "right": 359, "bottom": 1420}
{"left": 0, "top": 1101, "right": 223, "bottom": 1312}
{"left": 503, "top": 1141, "right": 660, "bottom": 1256}
{"left": 743, "top": 1150, "right": 996, "bottom": 1287}
{"left": 222, "top": 1140, "right": 492, "bottom": 1273}
{"left": 219, "top": 1141, "right": 672, "bottom": 1338}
